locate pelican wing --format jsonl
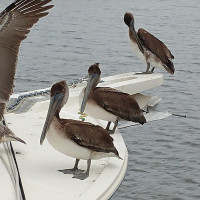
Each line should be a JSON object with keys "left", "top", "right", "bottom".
{"left": 62, "top": 119, "right": 119, "bottom": 155}
{"left": 138, "top": 28, "right": 174, "bottom": 62}
{"left": 0, "top": 123, "right": 12, "bottom": 139}
{"left": 0, "top": 0, "right": 53, "bottom": 119}
{"left": 0, "top": 123, "right": 25, "bottom": 143}
{"left": 93, "top": 87, "right": 146, "bottom": 124}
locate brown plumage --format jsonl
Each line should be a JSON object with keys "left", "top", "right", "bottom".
{"left": 124, "top": 12, "right": 175, "bottom": 74}
{"left": 137, "top": 28, "right": 175, "bottom": 74}
{"left": 61, "top": 119, "right": 119, "bottom": 156}
{"left": 0, "top": 0, "right": 53, "bottom": 120}
{"left": 93, "top": 87, "right": 146, "bottom": 124}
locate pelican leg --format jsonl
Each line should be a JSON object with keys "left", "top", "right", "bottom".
{"left": 136, "top": 63, "right": 152, "bottom": 75}
{"left": 73, "top": 159, "right": 91, "bottom": 180}
{"left": 110, "top": 119, "right": 118, "bottom": 134}
{"left": 106, "top": 121, "right": 111, "bottom": 130}
{"left": 106, "top": 119, "right": 118, "bottom": 134}
{"left": 58, "top": 159, "right": 84, "bottom": 175}
{"left": 151, "top": 67, "right": 155, "bottom": 73}
{"left": 145, "top": 63, "right": 151, "bottom": 73}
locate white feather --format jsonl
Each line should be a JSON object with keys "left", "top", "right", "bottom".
{"left": 130, "top": 41, "right": 164, "bottom": 69}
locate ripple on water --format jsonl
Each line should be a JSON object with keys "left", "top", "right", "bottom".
{"left": 1, "top": 0, "right": 200, "bottom": 199}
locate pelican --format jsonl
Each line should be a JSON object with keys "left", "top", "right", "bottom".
{"left": 0, "top": 0, "right": 53, "bottom": 139}
{"left": 80, "top": 63, "right": 146, "bottom": 134}
{"left": 40, "top": 81, "right": 121, "bottom": 180}
{"left": 124, "top": 12, "right": 175, "bottom": 74}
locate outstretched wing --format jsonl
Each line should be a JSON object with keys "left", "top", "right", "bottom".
{"left": 138, "top": 28, "right": 174, "bottom": 63}
{"left": 93, "top": 87, "right": 146, "bottom": 124}
{"left": 62, "top": 119, "right": 119, "bottom": 156}
{"left": 0, "top": 0, "right": 53, "bottom": 120}
{"left": 0, "top": 123, "right": 25, "bottom": 143}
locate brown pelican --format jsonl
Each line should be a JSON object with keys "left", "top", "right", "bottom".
{"left": 0, "top": 123, "right": 25, "bottom": 144}
{"left": 80, "top": 63, "right": 146, "bottom": 134}
{"left": 40, "top": 81, "right": 121, "bottom": 180}
{"left": 124, "top": 12, "right": 175, "bottom": 74}
{"left": 0, "top": 0, "right": 54, "bottom": 121}
{"left": 0, "top": 0, "right": 53, "bottom": 141}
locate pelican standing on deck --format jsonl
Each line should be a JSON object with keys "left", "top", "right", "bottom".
{"left": 0, "top": 0, "right": 53, "bottom": 139}
{"left": 40, "top": 81, "right": 121, "bottom": 180}
{"left": 124, "top": 12, "right": 175, "bottom": 74}
{"left": 80, "top": 63, "right": 146, "bottom": 134}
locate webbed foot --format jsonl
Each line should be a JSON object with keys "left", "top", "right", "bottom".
{"left": 58, "top": 168, "right": 85, "bottom": 175}
{"left": 72, "top": 171, "right": 89, "bottom": 180}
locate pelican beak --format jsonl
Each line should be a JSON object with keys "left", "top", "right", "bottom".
{"left": 40, "top": 93, "right": 64, "bottom": 145}
{"left": 80, "top": 73, "right": 99, "bottom": 113}
{"left": 130, "top": 20, "right": 144, "bottom": 53}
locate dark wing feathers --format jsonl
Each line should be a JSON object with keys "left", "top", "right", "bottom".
{"left": 62, "top": 119, "right": 119, "bottom": 156}
{"left": 93, "top": 87, "right": 146, "bottom": 124}
{"left": 137, "top": 28, "right": 175, "bottom": 74}
{"left": 138, "top": 28, "right": 174, "bottom": 62}
{"left": 0, "top": 104, "right": 6, "bottom": 117}
{"left": 0, "top": 0, "right": 53, "bottom": 120}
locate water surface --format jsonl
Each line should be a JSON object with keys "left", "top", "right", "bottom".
{"left": 1, "top": 0, "right": 200, "bottom": 199}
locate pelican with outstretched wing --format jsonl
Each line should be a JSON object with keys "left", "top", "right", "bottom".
{"left": 0, "top": 0, "right": 53, "bottom": 144}
{"left": 0, "top": 0, "right": 54, "bottom": 120}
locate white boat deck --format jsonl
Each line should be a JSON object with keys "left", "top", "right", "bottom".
{"left": 0, "top": 72, "right": 163, "bottom": 200}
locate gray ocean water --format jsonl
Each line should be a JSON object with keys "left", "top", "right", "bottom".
{"left": 1, "top": 0, "right": 200, "bottom": 199}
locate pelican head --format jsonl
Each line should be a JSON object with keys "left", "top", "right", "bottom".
{"left": 124, "top": 12, "right": 144, "bottom": 53}
{"left": 40, "top": 81, "right": 69, "bottom": 145}
{"left": 80, "top": 63, "right": 101, "bottom": 113}
{"left": 124, "top": 12, "right": 134, "bottom": 27}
